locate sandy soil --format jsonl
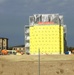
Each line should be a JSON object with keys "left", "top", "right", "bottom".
{"left": 0, "top": 55, "right": 74, "bottom": 75}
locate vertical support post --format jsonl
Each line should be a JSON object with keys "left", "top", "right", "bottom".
{"left": 38, "top": 49, "right": 40, "bottom": 75}
{"left": 59, "top": 19, "right": 61, "bottom": 54}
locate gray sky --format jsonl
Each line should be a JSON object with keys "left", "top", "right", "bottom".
{"left": 0, "top": 0, "right": 74, "bottom": 47}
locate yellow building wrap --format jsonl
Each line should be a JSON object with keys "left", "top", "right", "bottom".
{"left": 30, "top": 25, "right": 64, "bottom": 54}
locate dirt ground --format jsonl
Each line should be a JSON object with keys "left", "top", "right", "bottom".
{"left": 0, "top": 55, "right": 74, "bottom": 75}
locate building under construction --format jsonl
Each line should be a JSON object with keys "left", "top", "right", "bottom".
{"left": 25, "top": 14, "right": 67, "bottom": 55}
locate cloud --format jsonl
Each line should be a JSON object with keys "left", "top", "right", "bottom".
{"left": 0, "top": 0, "right": 7, "bottom": 3}
{"left": 57, "top": 0, "right": 74, "bottom": 7}
{"left": 0, "top": 0, "right": 74, "bottom": 17}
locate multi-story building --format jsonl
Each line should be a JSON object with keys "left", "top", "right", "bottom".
{"left": 25, "top": 14, "right": 67, "bottom": 54}
{"left": 0, "top": 37, "right": 8, "bottom": 52}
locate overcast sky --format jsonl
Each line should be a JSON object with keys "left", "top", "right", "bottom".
{"left": 0, "top": 0, "right": 74, "bottom": 47}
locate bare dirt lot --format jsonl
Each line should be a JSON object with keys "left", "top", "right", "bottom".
{"left": 0, "top": 55, "right": 74, "bottom": 75}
